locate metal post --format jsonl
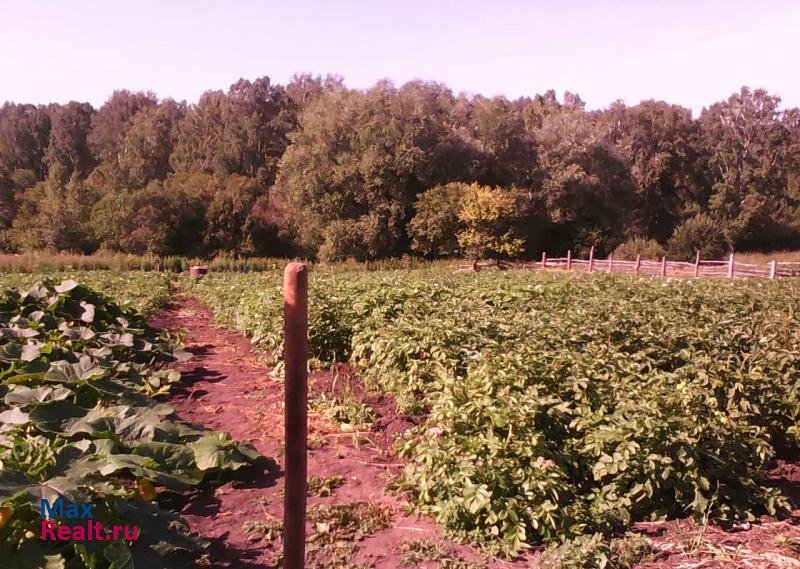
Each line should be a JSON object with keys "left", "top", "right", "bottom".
{"left": 769, "top": 260, "right": 777, "bottom": 280}
{"left": 694, "top": 250, "right": 701, "bottom": 278}
{"left": 566, "top": 250, "right": 572, "bottom": 272}
{"left": 660, "top": 256, "right": 667, "bottom": 278}
{"left": 541, "top": 251, "right": 547, "bottom": 270}
{"left": 607, "top": 254, "right": 613, "bottom": 273}
{"left": 634, "top": 254, "right": 641, "bottom": 274}
{"left": 283, "top": 263, "right": 308, "bottom": 569}
{"left": 727, "top": 253, "right": 735, "bottom": 279}
{"left": 588, "top": 246, "right": 595, "bottom": 273}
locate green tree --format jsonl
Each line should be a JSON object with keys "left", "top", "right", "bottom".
{"left": 605, "top": 100, "right": 708, "bottom": 241}
{"left": 118, "top": 99, "right": 186, "bottom": 187}
{"left": 408, "top": 182, "right": 466, "bottom": 257}
{"left": 88, "top": 90, "right": 158, "bottom": 170}
{"left": 0, "top": 103, "right": 51, "bottom": 181}
{"left": 276, "top": 81, "right": 476, "bottom": 260}
{"left": 171, "top": 77, "right": 294, "bottom": 186}
{"left": 700, "top": 87, "right": 800, "bottom": 249}
{"left": 203, "top": 175, "right": 267, "bottom": 254}
{"left": 90, "top": 184, "right": 175, "bottom": 254}
{"left": 464, "top": 95, "right": 538, "bottom": 188}
{"left": 11, "top": 168, "right": 97, "bottom": 251}
{"left": 44, "top": 102, "right": 95, "bottom": 180}
{"left": 611, "top": 236, "right": 666, "bottom": 261}
{"left": 535, "top": 105, "right": 636, "bottom": 254}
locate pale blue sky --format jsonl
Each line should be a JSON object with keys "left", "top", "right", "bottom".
{"left": 1, "top": 0, "right": 798, "bottom": 114}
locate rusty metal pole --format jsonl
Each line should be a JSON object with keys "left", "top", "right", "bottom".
{"left": 566, "top": 249, "right": 572, "bottom": 272}
{"left": 283, "top": 263, "right": 308, "bottom": 569}
{"left": 588, "top": 246, "right": 595, "bottom": 273}
{"left": 541, "top": 251, "right": 547, "bottom": 270}
{"left": 660, "top": 256, "right": 667, "bottom": 278}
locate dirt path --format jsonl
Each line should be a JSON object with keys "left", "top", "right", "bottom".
{"left": 152, "top": 296, "right": 489, "bottom": 568}
{"left": 152, "top": 295, "right": 800, "bottom": 569}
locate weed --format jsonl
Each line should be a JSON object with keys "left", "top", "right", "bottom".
{"left": 308, "top": 474, "right": 346, "bottom": 497}
{"left": 242, "top": 516, "right": 283, "bottom": 541}
{"left": 308, "top": 501, "right": 392, "bottom": 545}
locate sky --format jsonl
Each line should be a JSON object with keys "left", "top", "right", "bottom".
{"left": 1, "top": 0, "right": 799, "bottom": 114}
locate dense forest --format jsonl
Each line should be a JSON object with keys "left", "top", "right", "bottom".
{"left": 1, "top": 76, "right": 798, "bottom": 261}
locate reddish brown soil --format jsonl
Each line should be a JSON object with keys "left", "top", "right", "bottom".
{"left": 152, "top": 296, "right": 488, "bottom": 568}
{"left": 152, "top": 295, "right": 800, "bottom": 569}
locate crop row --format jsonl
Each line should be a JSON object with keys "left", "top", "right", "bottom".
{"left": 0, "top": 279, "right": 260, "bottom": 568}
{"left": 190, "top": 270, "right": 800, "bottom": 555}
{"left": 0, "top": 272, "right": 174, "bottom": 316}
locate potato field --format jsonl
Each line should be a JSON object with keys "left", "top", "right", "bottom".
{"left": 189, "top": 270, "right": 800, "bottom": 555}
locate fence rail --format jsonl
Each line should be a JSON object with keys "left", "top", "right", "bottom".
{"left": 455, "top": 249, "right": 800, "bottom": 280}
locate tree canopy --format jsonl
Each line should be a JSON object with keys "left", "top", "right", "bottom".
{"left": 1, "top": 78, "right": 798, "bottom": 259}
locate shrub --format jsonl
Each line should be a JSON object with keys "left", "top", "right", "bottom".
{"left": 667, "top": 214, "right": 729, "bottom": 261}
{"left": 611, "top": 237, "right": 666, "bottom": 261}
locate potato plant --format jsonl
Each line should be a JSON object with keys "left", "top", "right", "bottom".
{"left": 191, "top": 270, "right": 800, "bottom": 555}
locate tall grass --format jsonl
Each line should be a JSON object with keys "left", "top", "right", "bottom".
{"left": 0, "top": 252, "right": 459, "bottom": 274}
{"left": 5, "top": 250, "right": 795, "bottom": 275}
{"left": 735, "top": 250, "right": 800, "bottom": 264}
{"left": 0, "top": 252, "right": 185, "bottom": 273}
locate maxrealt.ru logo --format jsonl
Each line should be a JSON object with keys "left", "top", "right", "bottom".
{"left": 40, "top": 498, "right": 139, "bottom": 541}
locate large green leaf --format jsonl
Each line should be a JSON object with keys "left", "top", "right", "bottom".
{"left": 45, "top": 357, "right": 108, "bottom": 383}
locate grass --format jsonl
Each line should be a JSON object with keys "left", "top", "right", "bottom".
{"left": 0, "top": 251, "right": 452, "bottom": 274}
{"left": 0, "top": 249, "right": 797, "bottom": 277}
{"left": 735, "top": 250, "right": 800, "bottom": 264}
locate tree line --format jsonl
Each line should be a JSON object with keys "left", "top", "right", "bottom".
{"left": 1, "top": 76, "right": 798, "bottom": 261}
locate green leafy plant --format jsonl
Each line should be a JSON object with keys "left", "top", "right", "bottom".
{"left": 539, "top": 533, "right": 652, "bottom": 569}
{"left": 191, "top": 269, "right": 800, "bottom": 556}
{"left": 307, "top": 474, "right": 345, "bottom": 497}
{"left": 0, "top": 279, "right": 263, "bottom": 568}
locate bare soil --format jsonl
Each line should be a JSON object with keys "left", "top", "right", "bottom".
{"left": 152, "top": 295, "right": 800, "bottom": 569}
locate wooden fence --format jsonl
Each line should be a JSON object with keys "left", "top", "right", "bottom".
{"left": 456, "top": 248, "right": 800, "bottom": 279}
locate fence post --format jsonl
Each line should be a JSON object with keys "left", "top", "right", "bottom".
{"left": 541, "top": 251, "right": 547, "bottom": 270}
{"left": 566, "top": 250, "right": 572, "bottom": 272}
{"left": 283, "top": 263, "right": 308, "bottom": 569}
{"left": 607, "top": 253, "right": 613, "bottom": 273}
{"left": 769, "top": 260, "right": 777, "bottom": 280}
{"left": 588, "top": 246, "right": 595, "bottom": 273}
{"left": 634, "top": 254, "right": 641, "bottom": 274}
{"left": 660, "top": 256, "right": 667, "bottom": 278}
{"left": 727, "top": 253, "right": 735, "bottom": 279}
{"left": 694, "top": 250, "right": 701, "bottom": 278}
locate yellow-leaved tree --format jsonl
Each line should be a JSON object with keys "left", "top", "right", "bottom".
{"left": 457, "top": 184, "right": 528, "bottom": 261}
